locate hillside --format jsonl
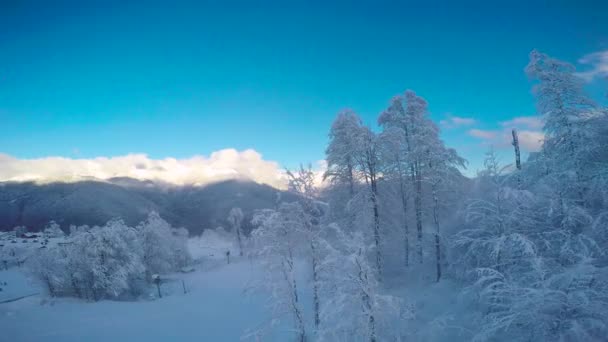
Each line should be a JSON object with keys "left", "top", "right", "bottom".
{"left": 0, "top": 179, "right": 294, "bottom": 235}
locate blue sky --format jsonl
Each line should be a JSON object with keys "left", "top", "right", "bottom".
{"left": 1, "top": 1, "right": 607, "bottom": 175}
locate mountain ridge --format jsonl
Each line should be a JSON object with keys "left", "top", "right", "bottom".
{"left": 0, "top": 178, "right": 293, "bottom": 235}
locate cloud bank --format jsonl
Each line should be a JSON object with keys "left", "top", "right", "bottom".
{"left": 440, "top": 114, "right": 477, "bottom": 129}
{"left": 576, "top": 50, "right": 608, "bottom": 82}
{"left": 466, "top": 115, "right": 545, "bottom": 152}
{"left": 0, "top": 149, "right": 290, "bottom": 189}
{"left": 500, "top": 116, "right": 543, "bottom": 130}
{"left": 467, "top": 128, "right": 497, "bottom": 139}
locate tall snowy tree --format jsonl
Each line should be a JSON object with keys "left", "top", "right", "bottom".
{"left": 250, "top": 203, "right": 308, "bottom": 342}
{"left": 378, "top": 96, "right": 412, "bottom": 266}
{"left": 325, "top": 109, "right": 363, "bottom": 198}
{"left": 287, "top": 163, "right": 325, "bottom": 330}
{"left": 526, "top": 50, "right": 596, "bottom": 200}
{"left": 325, "top": 111, "right": 384, "bottom": 276}
{"left": 403, "top": 90, "right": 436, "bottom": 264}
{"left": 228, "top": 207, "right": 245, "bottom": 257}
{"left": 425, "top": 138, "right": 466, "bottom": 282}
{"left": 379, "top": 89, "right": 464, "bottom": 270}
{"left": 355, "top": 126, "right": 383, "bottom": 277}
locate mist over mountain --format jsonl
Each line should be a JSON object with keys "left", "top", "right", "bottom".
{"left": 0, "top": 178, "right": 294, "bottom": 235}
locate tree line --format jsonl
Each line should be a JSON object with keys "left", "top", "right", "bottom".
{"left": 248, "top": 50, "right": 608, "bottom": 341}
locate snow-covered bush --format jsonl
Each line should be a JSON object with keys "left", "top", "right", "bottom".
{"left": 13, "top": 225, "right": 26, "bottom": 238}
{"left": 43, "top": 221, "right": 65, "bottom": 238}
{"left": 28, "top": 219, "right": 145, "bottom": 300}
{"left": 27, "top": 214, "right": 191, "bottom": 301}
{"left": 27, "top": 247, "right": 68, "bottom": 297}
{"left": 136, "top": 212, "right": 190, "bottom": 281}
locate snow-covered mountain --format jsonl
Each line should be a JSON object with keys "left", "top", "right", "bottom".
{"left": 0, "top": 178, "right": 294, "bottom": 235}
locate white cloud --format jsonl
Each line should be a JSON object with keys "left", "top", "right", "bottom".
{"left": 0, "top": 149, "right": 291, "bottom": 189}
{"left": 313, "top": 159, "right": 329, "bottom": 188}
{"left": 467, "top": 128, "right": 497, "bottom": 139}
{"left": 501, "top": 116, "right": 543, "bottom": 130}
{"left": 516, "top": 130, "right": 545, "bottom": 151}
{"left": 466, "top": 122, "right": 544, "bottom": 152}
{"left": 576, "top": 50, "right": 608, "bottom": 82}
{"left": 440, "top": 114, "right": 477, "bottom": 129}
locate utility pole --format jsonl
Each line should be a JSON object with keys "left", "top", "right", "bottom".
{"left": 512, "top": 129, "right": 521, "bottom": 171}
{"left": 512, "top": 129, "right": 522, "bottom": 188}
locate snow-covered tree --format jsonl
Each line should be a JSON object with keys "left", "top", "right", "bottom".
{"left": 379, "top": 90, "right": 465, "bottom": 271}
{"left": 228, "top": 207, "right": 245, "bottom": 257}
{"left": 325, "top": 109, "right": 363, "bottom": 198}
{"left": 27, "top": 246, "right": 67, "bottom": 297}
{"left": 318, "top": 224, "right": 406, "bottom": 342}
{"left": 249, "top": 203, "right": 308, "bottom": 342}
{"left": 354, "top": 126, "right": 383, "bottom": 277}
{"left": 425, "top": 141, "right": 465, "bottom": 282}
{"left": 453, "top": 150, "right": 539, "bottom": 275}
{"left": 378, "top": 125, "right": 412, "bottom": 266}
{"left": 287, "top": 163, "right": 327, "bottom": 329}
{"left": 136, "top": 212, "right": 187, "bottom": 281}
{"left": 378, "top": 90, "right": 432, "bottom": 264}
{"left": 453, "top": 146, "right": 608, "bottom": 340}
{"left": 43, "top": 221, "right": 65, "bottom": 238}
{"left": 29, "top": 220, "right": 145, "bottom": 300}
{"left": 526, "top": 49, "right": 596, "bottom": 199}
{"left": 75, "top": 219, "right": 145, "bottom": 300}
{"left": 28, "top": 215, "right": 190, "bottom": 301}
{"left": 13, "top": 225, "right": 26, "bottom": 238}
{"left": 325, "top": 110, "right": 384, "bottom": 276}
{"left": 403, "top": 90, "right": 430, "bottom": 264}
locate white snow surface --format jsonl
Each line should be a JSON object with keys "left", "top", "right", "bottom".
{"left": 0, "top": 233, "right": 314, "bottom": 342}
{"left": 0, "top": 259, "right": 291, "bottom": 341}
{"left": 0, "top": 234, "right": 475, "bottom": 341}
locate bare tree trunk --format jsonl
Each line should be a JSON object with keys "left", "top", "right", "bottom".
{"left": 403, "top": 122, "right": 422, "bottom": 264}
{"left": 154, "top": 276, "right": 162, "bottom": 298}
{"left": 310, "top": 241, "right": 320, "bottom": 329}
{"left": 347, "top": 161, "right": 355, "bottom": 198}
{"left": 414, "top": 163, "right": 424, "bottom": 263}
{"left": 45, "top": 275, "right": 55, "bottom": 297}
{"left": 363, "top": 137, "right": 383, "bottom": 277}
{"left": 356, "top": 252, "right": 376, "bottom": 342}
{"left": 496, "top": 248, "right": 502, "bottom": 273}
{"left": 236, "top": 228, "right": 243, "bottom": 257}
{"left": 398, "top": 172, "right": 410, "bottom": 267}
{"left": 370, "top": 175, "right": 382, "bottom": 277}
{"left": 347, "top": 161, "right": 356, "bottom": 232}
{"left": 284, "top": 249, "right": 306, "bottom": 342}
{"left": 432, "top": 186, "right": 441, "bottom": 282}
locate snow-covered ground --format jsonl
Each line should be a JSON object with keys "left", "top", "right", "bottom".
{"left": 0, "top": 232, "right": 474, "bottom": 341}
{"left": 0, "top": 232, "right": 314, "bottom": 342}
{"left": 0, "top": 258, "right": 294, "bottom": 341}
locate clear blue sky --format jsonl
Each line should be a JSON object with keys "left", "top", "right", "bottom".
{"left": 1, "top": 1, "right": 607, "bottom": 172}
